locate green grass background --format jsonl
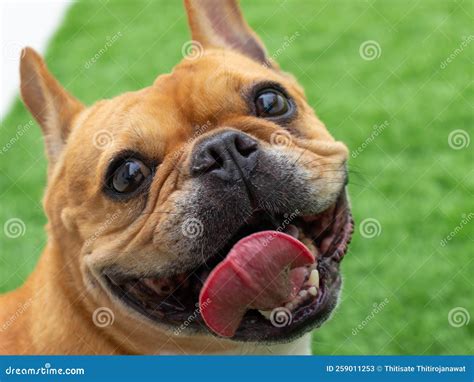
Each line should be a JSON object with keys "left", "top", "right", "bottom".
{"left": 0, "top": 0, "right": 472, "bottom": 354}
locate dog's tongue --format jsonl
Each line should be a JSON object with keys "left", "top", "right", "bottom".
{"left": 199, "top": 231, "right": 314, "bottom": 337}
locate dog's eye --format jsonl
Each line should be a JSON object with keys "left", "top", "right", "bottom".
{"left": 110, "top": 159, "right": 151, "bottom": 194}
{"left": 255, "top": 89, "right": 291, "bottom": 118}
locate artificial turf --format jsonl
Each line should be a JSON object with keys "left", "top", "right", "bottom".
{"left": 0, "top": 0, "right": 472, "bottom": 354}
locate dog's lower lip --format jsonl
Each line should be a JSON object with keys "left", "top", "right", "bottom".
{"left": 102, "top": 191, "right": 353, "bottom": 342}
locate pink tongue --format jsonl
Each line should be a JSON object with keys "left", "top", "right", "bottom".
{"left": 199, "top": 230, "right": 315, "bottom": 337}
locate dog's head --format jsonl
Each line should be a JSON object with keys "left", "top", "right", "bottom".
{"left": 20, "top": 0, "right": 353, "bottom": 347}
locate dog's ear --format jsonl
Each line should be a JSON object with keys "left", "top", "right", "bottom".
{"left": 183, "top": 0, "right": 270, "bottom": 65}
{"left": 20, "top": 47, "right": 84, "bottom": 167}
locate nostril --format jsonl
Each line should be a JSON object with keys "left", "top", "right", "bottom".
{"left": 194, "top": 148, "right": 223, "bottom": 174}
{"left": 234, "top": 135, "right": 258, "bottom": 158}
{"left": 209, "top": 148, "right": 225, "bottom": 167}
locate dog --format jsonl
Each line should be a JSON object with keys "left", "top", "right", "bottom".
{"left": 0, "top": 0, "right": 353, "bottom": 355}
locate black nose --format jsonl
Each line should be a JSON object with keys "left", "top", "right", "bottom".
{"left": 191, "top": 130, "right": 259, "bottom": 181}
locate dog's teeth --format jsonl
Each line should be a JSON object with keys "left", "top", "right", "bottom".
{"left": 285, "top": 302, "right": 295, "bottom": 311}
{"left": 298, "top": 290, "right": 308, "bottom": 298}
{"left": 308, "top": 269, "right": 319, "bottom": 287}
{"left": 308, "top": 262, "right": 317, "bottom": 271}
{"left": 258, "top": 310, "right": 272, "bottom": 320}
{"left": 308, "top": 286, "right": 318, "bottom": 296}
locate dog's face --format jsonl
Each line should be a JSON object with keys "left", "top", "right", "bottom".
{"left": 20, "top": 0, "right": 353, "bottom": 345}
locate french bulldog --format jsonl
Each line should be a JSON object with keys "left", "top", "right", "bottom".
{"left": 0, "top": 0, "right": 353, "bottom": 355}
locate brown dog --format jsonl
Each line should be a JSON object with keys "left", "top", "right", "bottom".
{"left": 0, "top": 0, "right": 353, "bottom": 355}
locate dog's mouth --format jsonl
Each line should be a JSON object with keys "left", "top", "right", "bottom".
{"left": 103, "top": 190, "right": 353, "bottom": 342}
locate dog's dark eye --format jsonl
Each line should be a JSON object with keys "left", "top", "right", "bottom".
{"left": 110, "top": 159, "right": 151, "bottom": 194}
{"left": 255, "top": 89, "right": 290, "bottom": 118}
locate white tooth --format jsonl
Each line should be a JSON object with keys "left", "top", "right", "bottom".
{"left": 308, "top": 269, "right": 320, "bottom": 286}
{"left": 308, "top": 286, "right": 318, "bottom": 296}
{"left": 298, "top": 290, "right": 308, "bottom": 298}
{"left": 258, "top": 310, "right": 272, "bottom": 320}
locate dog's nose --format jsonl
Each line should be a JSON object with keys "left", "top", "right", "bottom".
{"left": 191, "top": 130, "right": 259, "bottom": 181}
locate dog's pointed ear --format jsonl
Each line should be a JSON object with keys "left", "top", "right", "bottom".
{"left": 183, "top": 0, "right": 270, "bottom": 65}
{"left": 20, "top": 47, "right": 84, "bottom": 166}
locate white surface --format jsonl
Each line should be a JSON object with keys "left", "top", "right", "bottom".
{"left": 0, "top": 0, "right": 71, "bottom": 119}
